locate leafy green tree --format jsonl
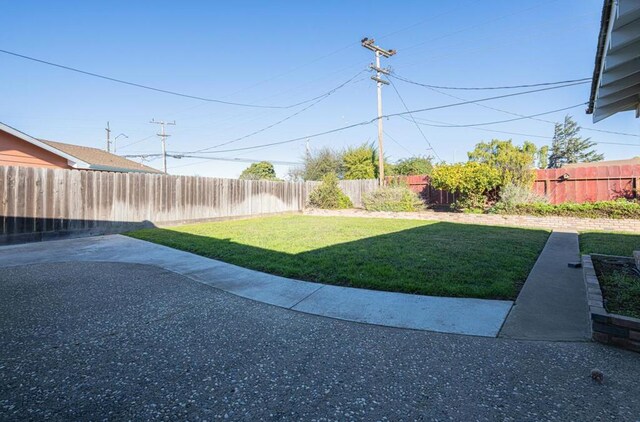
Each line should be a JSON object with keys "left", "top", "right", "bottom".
{"left": 239, "top": 161, "right": 279, "bottom": 180}
{"left": 547, "top": 115, "right": 603, "bottom": 168}
{"left": 307, "top": 172, "right": 353, "bottom": 209}
{"left": 342, "top": 143, "right": 376, "bottom": 180}
{"left": 468, "top": 139, "right": 540, "bottom": 187}
{"left": 393, "top": 156, "right": 433, "bottom": 176}
{"left": 290, "top": 147, "right": 343, "bottom": 181}
{"left": 537, "top": 145, "right": 549, "bottom": 170}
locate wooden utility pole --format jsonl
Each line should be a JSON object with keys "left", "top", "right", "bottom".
{"left": 105, "top": 121, "right": 111, "bottom": 152}
{"left": 150, "top": 119, "right": 176, "bottom": 174}
{"left": 361, "top": 37, "right": 396, "bottom": 186}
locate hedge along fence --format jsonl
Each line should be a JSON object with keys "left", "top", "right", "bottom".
{"left": 390, "top": 163, "right": 640, "bottom": 206}
{"left": 305, "top": 179, "right": 378, "bottom": 208}
{"left": 388, "top": 175, "right": 457, "bottom": 206}
{"left": 0, "top": 166, "right": 380, "bottom": 244}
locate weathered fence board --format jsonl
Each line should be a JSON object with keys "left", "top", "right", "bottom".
{"left": 0, "top": 166, "right": 309, "bottom": 243}
{"left": 0, "top": 166, "right": 380, "bottom": 244}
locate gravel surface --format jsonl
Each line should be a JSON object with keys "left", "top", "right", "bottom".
{"left": 1, "top": 262, "right": 639, "bottom": 421}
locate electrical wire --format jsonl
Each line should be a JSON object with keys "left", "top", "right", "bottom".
{"left": 422, "top": 81, "right": 640, "bottom": 139}
{"left": 401, "top": 103, "right": 586, "bottom": 127}
{"left": 383, "top": 81, "right": 589, "bottom": 119}
{"left": 188, "top": 70, "right": 367, "bottom": 153}
{"left": 165, "top": 79, "right": 594, "bottom": 156}
{"left": 0, "top": 48, "right": 355, "bottom": 109}
{"left": 390, "top": 73, "right": 591, "bottom": 91}
{"left": 388, "top": 78, "right": 442, "bottom": 161}
{"left": 117, "top": 134, "right": 156, "bottom": 151}
{"left": 382, "top": 130, "right": 415, "bottom": 156}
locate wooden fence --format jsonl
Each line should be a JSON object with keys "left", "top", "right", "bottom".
{"left": 533, "top": 165, "right": 640, "bottom": 204}
{"left": 0, "top": 166, "right": 379, "bottom": 244}
{"left": 396, "top": 164, "right": 640, "bottom": 206}
{"left": 390, "top": 175, "right": 457, "bottom": 206}
{"left": 305, "top": 179, "right": 379, "bottom": 208}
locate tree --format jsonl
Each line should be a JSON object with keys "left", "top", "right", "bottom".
{"left": 393, "top": 156, "right": 433, "bottom": 176}
{"left": 468, "top": 139, "right": 540, "bottom": 187}
{"left": 548, "top": 115, "right": 603, "bottom": 168}
{"left": 290, "top": 147, "right": 343, "bottom": 181}
{"left": 342, "top": 143, "right": 376, "bottom": 180}
{"left": 239, "top": 161, "right": 278, "bottom": 180}
{"left": 307, "top": 172, "right": 353, "bottom": 209}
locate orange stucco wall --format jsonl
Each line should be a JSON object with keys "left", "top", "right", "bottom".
{"left": 0, "top": 130, "right": 72, "bottom": 169}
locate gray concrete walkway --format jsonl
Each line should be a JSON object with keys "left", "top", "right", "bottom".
{"left": 3, "top": 262, "right": 639, "bottom": 421}
{"left": 0, "top": 235, "right": 512, "bottom": 337}
{"left": 499, "top": 230, "right": 591, "bottom": 341}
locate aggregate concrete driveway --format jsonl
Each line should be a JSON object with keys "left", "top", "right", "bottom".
{"left": 1, "top": 262, "right": 640, "bottom": 421}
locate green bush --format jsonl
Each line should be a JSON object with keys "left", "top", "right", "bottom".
{"left": 363, "top": 186, "right": 424, "bottom": 212}
{"left": 307, "top": 172, "right": 353, "bottom": 209}
{"left": 490, "top": 183, "right": 548, "bottom": 213}
{"left": 430, "top": 162, "right": 501, "bottom": 211}
{"left": 499, "top": 199, "right": 640, "bottom": 219}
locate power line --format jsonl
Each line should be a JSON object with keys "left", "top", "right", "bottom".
{"left": 383, "top": 81, "right": 589, "bottom": 119}
{"left": 423, "top": 82, "right": 640, "bottom": 138}
{"left": 0, "top": 48, "right": 355, "bottom": 110}
{"left": 388, "top": 78, "right": 442, "bottom": 161}
{"left": 189, "top": 70, "right": 367, "bottom": 153}
{"left": 390, "top": 73, "right": 591, "bottom": 91}
{"left": 382, "top": 130, "right": 416, "bottom": 156}
{"left": 402, "top": 103, "right": 586, "bottom": 127}
{"left": 118, "top": 134, "right": 156, "bottom": 151}
{"left": 401, "top": 109, "right": 640, "bottom": 148}
{"left": 166, "top": 79, "right": 594, "bottom": 156}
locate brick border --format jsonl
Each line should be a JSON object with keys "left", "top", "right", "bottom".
{"left": 582, "top": 254, "right": 640, "bottom": 353}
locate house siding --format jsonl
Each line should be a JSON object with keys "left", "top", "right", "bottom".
{"left": 0, "top": 130, "right": 72, "bottom": 169}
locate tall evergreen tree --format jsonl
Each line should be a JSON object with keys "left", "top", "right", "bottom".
{"left": 547, "top": 115, "right": 603, "bottom": 168}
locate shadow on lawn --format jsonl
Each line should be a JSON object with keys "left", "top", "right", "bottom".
{"left": 128, "top": 222, "right": 549, "bottom": 300}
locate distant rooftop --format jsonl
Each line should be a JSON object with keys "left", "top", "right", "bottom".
{"left": 563, "top": 157, "right": 640, "bottom": 168}
{"left": 39, "top": 139, "right": 162, "bottom": 174}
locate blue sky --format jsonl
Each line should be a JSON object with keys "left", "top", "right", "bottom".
{"left": 1, "top": 0, "right": 638, "bottom": 178}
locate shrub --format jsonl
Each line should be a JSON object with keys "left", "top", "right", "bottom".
{"left": 342, "top": 144, "right": 376, "bottom": 180}
{"left": 430, "top": 162, "right": 501, "bottom": 211}
{"left": 490, "top": 183, "right": 548, "bottom": 213}
{"left": 363, "top": 186, "right": 424, "bottom": 212}
{"left": 307, "top": 172, "right": 353, "bottom": 209}
{"left": 393, "top": 156, "right": 433, "bottom": 176}
{"left": 498, "top": 199, "right": 640, "bottom": 219}
{"left": 239, "top": 161, "right": 279, "bottom": 180}
{"left": 467, "top": 139, "right": 540, "bottom": 187}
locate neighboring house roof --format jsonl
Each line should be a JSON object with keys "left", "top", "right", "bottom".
{"left": 39, "top": 139, "right": 162, "bottom": 174}
{"left": 1, "top": 121, "right": 162, "bottom": 173}
{"left": 587, "top": 0, "right": 640, "bottom": 122}
{"left": 562, "top": 157, "right": 640, "bottom": 168}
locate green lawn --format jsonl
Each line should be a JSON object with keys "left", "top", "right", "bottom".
{"left": 580, "top": 232, "right": 640, "bottom": 257}
{"left": 127, "top": 215, "right": 550, "bottom": 300}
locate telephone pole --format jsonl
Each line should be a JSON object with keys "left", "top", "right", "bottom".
{"left": 361, "top": 37, "right": 396, "bottom": 186}
{"left": 150, "top": 119, "right": 176, "bottom": 174}
{"left": 105, "top": 121, "right": 111, "bottom": 152}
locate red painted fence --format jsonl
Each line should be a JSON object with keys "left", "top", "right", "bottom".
{"left": 393, "top": 164, "right": 640, "bottom": 206}
{"left": 391, "top": 175, "right": 457, "bottom": 206}
{"left": 533, "top": 165, "right": 639, "bottom": 204}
